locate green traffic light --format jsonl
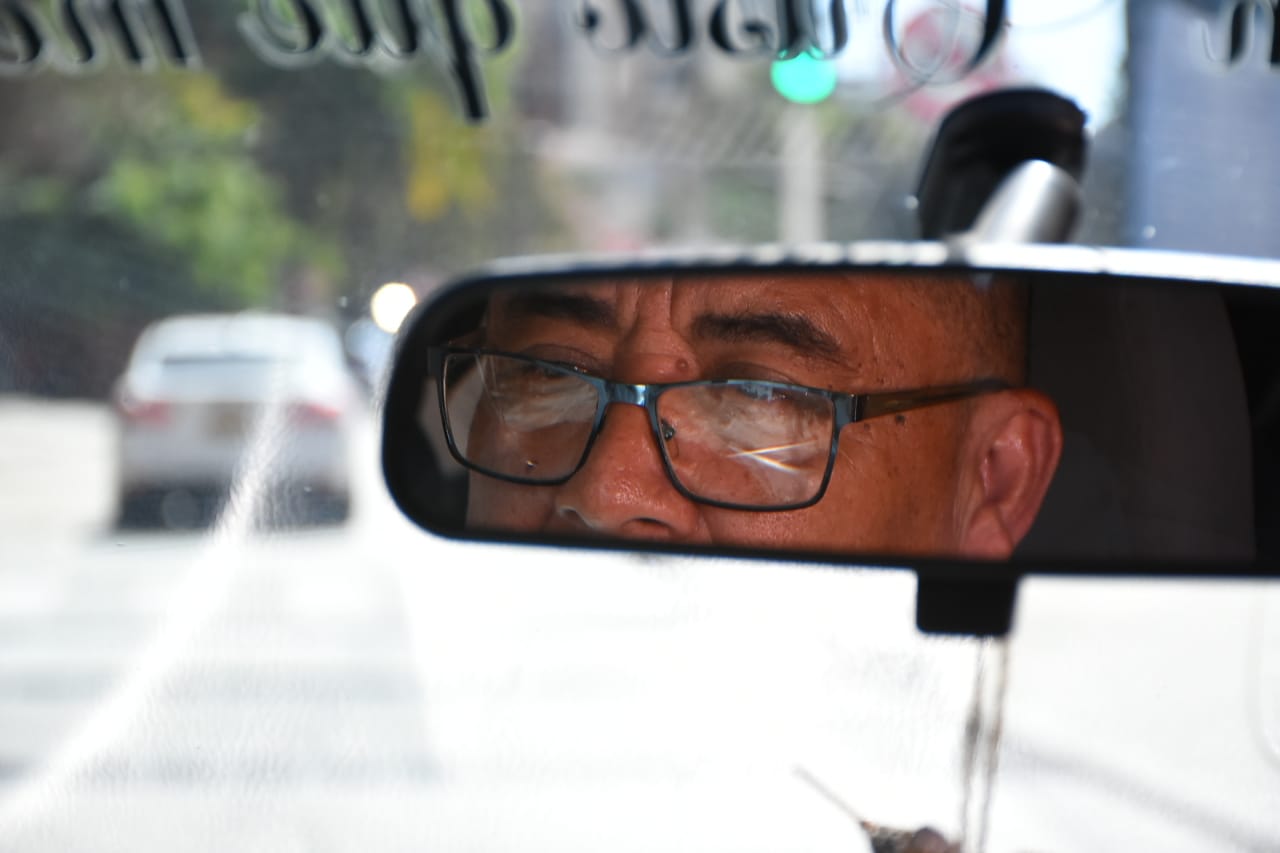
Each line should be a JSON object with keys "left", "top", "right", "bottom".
{"left": 770, "top": 52, "right": 838, "bottom": 104}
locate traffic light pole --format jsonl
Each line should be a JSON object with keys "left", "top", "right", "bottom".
{"left": 778, "top": 104, "right": 824, "bottom": 243}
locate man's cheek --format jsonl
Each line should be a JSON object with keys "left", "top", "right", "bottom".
{"left": 700, "top": 505, "right": 847, "bottom": 551}
{"left": 466, "top": 474, "right": 558, "bottom": 532}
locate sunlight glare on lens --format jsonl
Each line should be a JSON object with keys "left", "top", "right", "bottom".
{"left": 728, "top": 440, "right": 819, "bottom": 473}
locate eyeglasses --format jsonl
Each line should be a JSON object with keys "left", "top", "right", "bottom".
{"left": 432, "top": 347, "right": 1010, "bottom": 511}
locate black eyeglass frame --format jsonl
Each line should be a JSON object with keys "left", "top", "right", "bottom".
{"left": 432, "top": 346, "right": 1012, "bottom": 512}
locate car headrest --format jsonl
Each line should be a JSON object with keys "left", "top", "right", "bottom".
{"left": 1020, "top": 277, "right": 1255, "bottom": 562}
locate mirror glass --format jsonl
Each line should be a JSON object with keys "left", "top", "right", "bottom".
{"left": 384, "top": 258, "right": 1280, "bottom": 569}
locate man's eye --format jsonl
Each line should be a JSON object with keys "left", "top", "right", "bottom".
{"left": 509, "top": 347, "right": 602, "bottom": 376}
{"left": 732, "top": 381, "right": 791, "bottom": 402}
{"left": 519, "top": 362, "right": 572, "bottom": 380}
{"left": 490, "top": 359, "right": 587, "bottom": 393}
{"left": 727, "top": 382, "right": 830, "bottom": 419}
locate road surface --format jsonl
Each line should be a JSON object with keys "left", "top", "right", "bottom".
{"left": 0, "top": 396, "right": 1277, "bottom": 852}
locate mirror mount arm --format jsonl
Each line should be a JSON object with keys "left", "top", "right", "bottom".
{"left": 951, "top": 159, "right": 1081, "bottom": 246}
{"left": 915, "top": 87, "right": 1087, "bottom": 240}
{"left": 915, "top": 573, "right": 1019, "bottom": 637}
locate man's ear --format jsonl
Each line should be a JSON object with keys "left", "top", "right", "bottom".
{"left": 955, "top": 389, "right": 1063, "bottom": 560}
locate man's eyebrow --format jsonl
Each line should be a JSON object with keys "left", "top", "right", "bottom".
{"left": 692, "top": 311, "right": 843, "bottom": 357}
{"left": 496, "top": 290, "right": 617, "bottom": 328}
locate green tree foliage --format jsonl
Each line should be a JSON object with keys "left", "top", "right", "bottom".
{"left": 0, "top": 4, "right": 561, "bottom": 397}
{"left": 88, "top": 74, "right": 340, "bottom": 307}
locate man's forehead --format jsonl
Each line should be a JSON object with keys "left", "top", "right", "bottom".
{"left": 489, "top": 271, "right": 952, "bottom": 318}
{"left": 673, "top": 271, "right": 898, "bottom": 317}
{"left": 481, "top": 271, "right": 991, "bottom": 385}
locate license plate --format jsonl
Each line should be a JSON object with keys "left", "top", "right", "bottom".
{"left": 208, "top": 405, "right": 246, "bottom": 438}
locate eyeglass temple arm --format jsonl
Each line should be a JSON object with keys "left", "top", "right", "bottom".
{"left": 854, "top": 379, "right": 1011, "bottom": 422}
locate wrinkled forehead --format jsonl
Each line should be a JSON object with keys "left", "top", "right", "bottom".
{"left": 494, "top": 269, "right": 955, "bottom": 311}
{"left": 478, "top": 271, "right": 995, "bottom": 389}
{"left": 484, "top": 270, "right": 976, "bottom": 346}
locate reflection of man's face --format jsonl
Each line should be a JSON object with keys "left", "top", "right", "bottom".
{"left": 460, "top": 272, "right": 1061, "bottom": 560}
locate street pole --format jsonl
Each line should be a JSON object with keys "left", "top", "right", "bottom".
{"left": 779, "top": 105, "right": 825, "bottom": 242}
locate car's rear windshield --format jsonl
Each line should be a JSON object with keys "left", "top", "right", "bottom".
{"left": 159, "top": 354, "right": 287, "bottom": 368}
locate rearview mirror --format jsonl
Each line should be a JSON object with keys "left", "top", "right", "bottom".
{"left": 382, "top": 243, "right": 1280, "bottom": 579}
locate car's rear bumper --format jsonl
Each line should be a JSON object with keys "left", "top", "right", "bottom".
{"left": 117, "top": 420, "right": 351, "bottom": 495}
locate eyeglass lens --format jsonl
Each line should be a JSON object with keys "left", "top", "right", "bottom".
{"left": 443, "top": 352, "right": 598, "bottom": 481}
{"left": 655, "top": 383, "right": 832, "bottom": 506}
{"left": 442, "top": 352, "right": 835, "bottom": 507}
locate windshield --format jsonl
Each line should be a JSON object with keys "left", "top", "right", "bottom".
{"left": 2, "top": 2, "right": 1278, "bottom": 850}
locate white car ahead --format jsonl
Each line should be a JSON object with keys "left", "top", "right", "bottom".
{"left": 114, "top": 312, "right": 359, "bottom": 528}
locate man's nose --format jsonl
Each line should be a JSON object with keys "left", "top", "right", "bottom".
{"left": 551, "top": 402, "right": 707, "bottom": 541}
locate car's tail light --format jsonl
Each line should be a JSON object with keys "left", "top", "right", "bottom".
{"left": 117, "top": 394, "right": 171, "bottom": 425}
{"left": 289, "top": 400, "right": 343, "bottom": 425}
